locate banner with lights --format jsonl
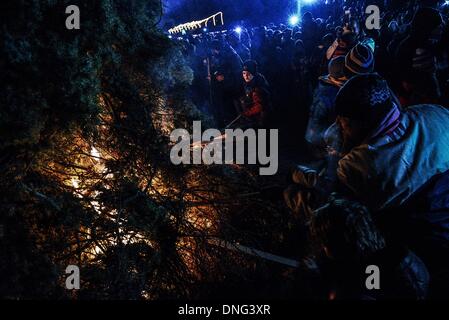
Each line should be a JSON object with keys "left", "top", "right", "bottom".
{"left": 168, "top": 12, "right": 224, "bottom": 34}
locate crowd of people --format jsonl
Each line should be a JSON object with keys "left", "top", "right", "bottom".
{"left": 172, "top": 0, "right": 449, "bottom": 300}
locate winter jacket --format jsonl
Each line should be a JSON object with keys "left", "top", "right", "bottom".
{"left": 337, "top": 104, "right": 449, "bottom": 212}
{"left": 240, "top": 74, "right": 271, "bottom": 126}
{"left": 305, "top": 82, "right": 340, "bottom": 146}
{"left": 378, "top": 169, "right": 449, "bottom": 298}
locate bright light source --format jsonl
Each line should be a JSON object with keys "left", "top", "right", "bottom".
{"left": 288, "top": 15, "right": 299, "bottom": 26}
{"left": 234, "top": 26, "right": 242, "bottom": 34}
{"left": 203, "top": 27, "right": 208, "bottom": 32}
{"left": 302, "top": 0, "right": 317, "bottom": 4}
{"left": 168, "top": 35, "right": 173, "bottom": 39}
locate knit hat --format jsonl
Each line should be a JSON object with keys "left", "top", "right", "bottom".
{"left": 243, "top": 60, "right": 258, "bottom": 76}
{"left": 335, "top": 74, "right": 394, "bottom": 124}
{"left": 345, "top": 43, "right": 375, "bottom": 77}
{"left": 361, "top": 37, "right": 376, "bottom": 53}
{"left": 319, "top": 56, "right": 347, "bottom": 87}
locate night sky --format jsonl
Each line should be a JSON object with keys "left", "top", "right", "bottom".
{"left": 162, "top": 0, "right": 299, "bottom": 30}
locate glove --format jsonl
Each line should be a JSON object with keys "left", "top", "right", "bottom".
{"left": 291, "top": 165, "right": 318, "bottom": 188}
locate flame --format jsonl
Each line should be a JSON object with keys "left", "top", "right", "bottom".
{"left": 71, "top": 177, "right": 80, "bottom": 189}
{"left": 91, "top": 146, "right": 100, "bottom": 159}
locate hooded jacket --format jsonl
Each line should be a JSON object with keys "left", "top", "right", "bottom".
{"left": 337, "top": 104, "right": 449, "bottom": 212}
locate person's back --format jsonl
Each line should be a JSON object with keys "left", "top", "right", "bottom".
{"left": 331, "top": 74, "right": 449, "bottom": 298}
{"left": 338, "top": 104, "right": 449, "bottom": 211}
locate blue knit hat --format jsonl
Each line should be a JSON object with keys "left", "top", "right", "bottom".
{"left": 345, "top": 43, "right": 375, "bottom": 76}
{"left": 243, "top": 60, "right": 258, "bottom": 76}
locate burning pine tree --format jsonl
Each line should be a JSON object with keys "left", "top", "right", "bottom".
{"left": 1, "top": 0, "right": 300, "bottom": 300}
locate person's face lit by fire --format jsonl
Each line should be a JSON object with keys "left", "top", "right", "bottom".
{"left": 243, "top": 71, "right": 254, "bottom": 83}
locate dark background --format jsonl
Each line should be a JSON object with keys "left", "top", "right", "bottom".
{"left": 161, "top": 0, "right": 303, "bottom": 30}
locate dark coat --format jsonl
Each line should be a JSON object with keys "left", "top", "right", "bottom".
{"left": 319, "top": 245, "right": 429, "bottom": 300}
{"left": 379, "top": 169, "right": 449, "bottom": 298}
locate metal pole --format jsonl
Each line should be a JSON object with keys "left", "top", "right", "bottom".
{"left": 225, "top": 114, "right": 243, "bottom": 129}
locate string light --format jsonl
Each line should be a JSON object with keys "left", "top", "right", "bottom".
{"left": 168, "top": 12, "right": 224, "bottom": 34}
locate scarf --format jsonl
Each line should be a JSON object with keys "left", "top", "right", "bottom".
{"left": 367, "top": 103, "right": 402, "bottom": 143}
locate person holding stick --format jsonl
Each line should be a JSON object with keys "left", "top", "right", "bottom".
{"left": 236, "top": 60, "right": 272, "bottom": 129}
